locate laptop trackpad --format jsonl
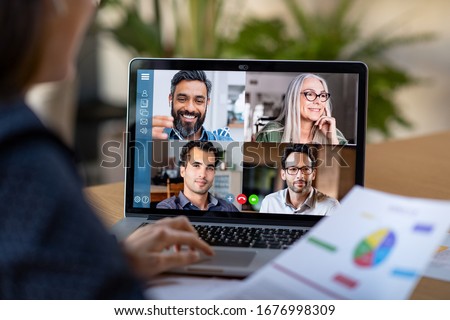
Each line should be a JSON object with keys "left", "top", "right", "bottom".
{"left": 196, "top": 250, "right": 256, "bottom": 267}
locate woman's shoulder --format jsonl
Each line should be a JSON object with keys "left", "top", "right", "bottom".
{"left": 262, "top": 121, "right": 283, "bottom": 130}
{"left": 0, "top": 99, "right": 84, "bottom": 230}
{"left": 0, "top": 101, "right": 76, "bottom": 180}
{"left": 255, "top": 121, "right": 284, "bottom": 142}
{"left": 0, "top": 101, "right": 143, "bottom": 299}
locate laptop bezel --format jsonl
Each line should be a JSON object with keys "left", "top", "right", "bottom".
{"left": 124, "top": 58, "right": 368, "bottom": 226}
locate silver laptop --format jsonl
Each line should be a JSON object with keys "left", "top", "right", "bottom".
{"left": 111, "top": 58, "right": 368, "bottom": 277}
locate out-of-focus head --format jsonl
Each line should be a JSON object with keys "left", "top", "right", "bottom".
{"left": 0, "top": 0, "right": 96, "bottom": 100}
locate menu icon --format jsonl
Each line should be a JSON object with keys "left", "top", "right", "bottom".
{"left": 141, "top": 99, "right": 148, "bottom": 108}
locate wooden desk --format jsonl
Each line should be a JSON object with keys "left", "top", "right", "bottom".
{"left": 85, "top": 183, "right": 167, "bottom": 227}
{"left": 365, "top": 131, "right": 450, "bottom": 200}
{"left": 85, "top": 131, "right": 450, "bottom": 299}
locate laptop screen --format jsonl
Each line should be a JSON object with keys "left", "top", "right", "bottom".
{"left": 125, "top": 59, "right": 367, "bottom": 223}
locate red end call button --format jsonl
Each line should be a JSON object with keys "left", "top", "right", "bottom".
{"left": 236, "top": 194, "right": 247, "bottom": 204}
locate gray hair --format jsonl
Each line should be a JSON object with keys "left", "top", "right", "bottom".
{"left": 170, "top": 70, "right": 212, "bottom": 99}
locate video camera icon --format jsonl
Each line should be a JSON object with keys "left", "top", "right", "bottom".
{"left": 248, "top": 194, "right": 259, "bottom": 205}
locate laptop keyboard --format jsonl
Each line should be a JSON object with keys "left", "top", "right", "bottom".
{"left": 139, "top": 223, "right": 307, "bottom": 249}
{"left": 193, "top": 225, "right": 307, "bottom": 249}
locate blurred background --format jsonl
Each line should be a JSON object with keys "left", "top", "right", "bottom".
{"left": 27, "top": 0, "right": 450, "bottom": 186}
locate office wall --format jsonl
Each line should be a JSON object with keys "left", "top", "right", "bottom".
{"left": 359, "top": 0, "right": 450, "bottom": 141}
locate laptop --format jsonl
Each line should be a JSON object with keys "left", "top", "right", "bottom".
{"left": 111, "top": 58, "right": 368, "bottom": 277}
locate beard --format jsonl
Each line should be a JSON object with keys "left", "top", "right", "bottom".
{"left": 287, "top": 179, "right": 312, "bottom": 196}
{"left": 171, "top": 103, "right": 206, "bottom": 139}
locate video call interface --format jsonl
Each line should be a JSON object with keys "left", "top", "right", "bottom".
{"left": 132, "top": 69, "right": 360, "bottom": 217}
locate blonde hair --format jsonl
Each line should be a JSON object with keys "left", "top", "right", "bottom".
{"left": 269, "top": 73, "right": 333, "bottom": 143}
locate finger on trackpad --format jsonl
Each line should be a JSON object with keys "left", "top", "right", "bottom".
{"left": 196, "top": 249, "right": 256, "bottom": 267}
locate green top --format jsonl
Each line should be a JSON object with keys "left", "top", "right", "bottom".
{"left": 255, "top": 121, "right": 348, "bottom": 145}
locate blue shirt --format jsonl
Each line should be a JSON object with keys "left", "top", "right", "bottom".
{"left": 164, "top": 126, "right": 233, "bottom": 141}
{"left": 157, "top": 191, "right": 239, "bottom": 217}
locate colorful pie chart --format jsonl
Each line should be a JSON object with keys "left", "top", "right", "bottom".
{"left": 353, "top": 228, "right": 396, "bottom": 267}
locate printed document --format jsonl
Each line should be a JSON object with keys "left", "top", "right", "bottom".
{"left": 222, "top": 186, "right": 450, "bottom": 299}
{"left": 424, "top": 234, "right": 450, "bottom": 282}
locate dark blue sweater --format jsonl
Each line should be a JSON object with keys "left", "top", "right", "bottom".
{"left": 0, "top": 99, "right": 144, "bottom": 299}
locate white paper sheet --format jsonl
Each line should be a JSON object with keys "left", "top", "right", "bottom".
{"left": 145, "top": 275, "right": 242, "bottom": 300}
{"left": 221, "top": 186, "right": 450, "bottom": 299}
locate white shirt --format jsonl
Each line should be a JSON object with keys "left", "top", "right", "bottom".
{"left": 259, "top": 188, "right": 339, "bottom": 215}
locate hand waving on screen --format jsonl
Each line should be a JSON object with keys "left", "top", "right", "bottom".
{"left": 151, "top": 115, "right": 173, "bottom": 140}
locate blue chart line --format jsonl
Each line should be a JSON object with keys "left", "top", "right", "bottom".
{"left": 391, "top": 268, "right": 417, "bottom": 278}
{"left": 413, "top": 224, "right": 434, "bottom": 233}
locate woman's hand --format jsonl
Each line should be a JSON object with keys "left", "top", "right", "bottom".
{"left": 122, "top": 216, "right": 214, "bottom": 280}
{"left": 315, "top": 116, "right": 339, "bottom": 144}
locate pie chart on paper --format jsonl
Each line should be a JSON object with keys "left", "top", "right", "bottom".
{"left": 353, "top": 228, "right": 396, "bottom": 268}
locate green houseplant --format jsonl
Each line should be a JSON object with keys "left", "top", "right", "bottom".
{"left": 97, "top": 0, "right": 433, "bottom": 138}
{"left": 97, "top": 0, "right": 225, "bottom": 57}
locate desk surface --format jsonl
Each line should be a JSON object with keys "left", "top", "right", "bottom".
{"left": 85, "top": 131, "right": 450, "bottom": 299}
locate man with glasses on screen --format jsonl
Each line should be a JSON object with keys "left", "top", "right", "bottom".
{"left": 259, "top": 144, "right": 339, "bottom": 215}
{"left": 152, "top": 70, "right": 233, "bottom": 141}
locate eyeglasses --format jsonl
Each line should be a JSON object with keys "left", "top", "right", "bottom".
{"left": 285, "top": 166, "right": 313, "bottom": 175}
{"left": 301, "top": 91, "right": 331, "bottom": 102}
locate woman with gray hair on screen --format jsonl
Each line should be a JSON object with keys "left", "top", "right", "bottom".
{"left": 255, "top": 73, "right": 347, "bottom": 145}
